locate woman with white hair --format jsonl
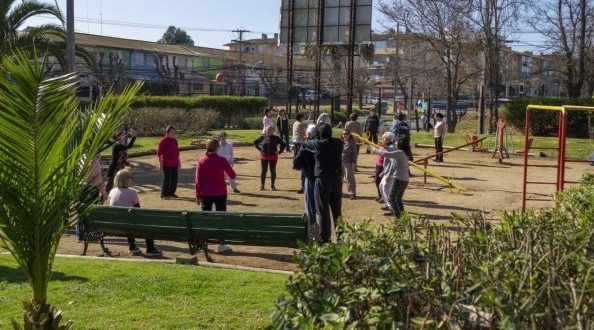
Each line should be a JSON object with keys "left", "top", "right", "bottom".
{"left": 316, "top": 113, "right": 332, "bottom": 126}
{"left": 376, "top": 132, "right": 397, "bottom": 210}
{"left": 373, "top": 134, "right": 412, "bottom": 217}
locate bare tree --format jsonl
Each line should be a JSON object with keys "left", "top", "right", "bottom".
{"left": 468, "top": 0, "right": 528, "bottom": 128}
{"left": 379, "top": 0, "right": 482, "bottom": 132}
{"left": 527, "top": 0, "right": 594, "bottom": 98}
{"left": 251, "top": 56, "right": 285, "bottom": 108}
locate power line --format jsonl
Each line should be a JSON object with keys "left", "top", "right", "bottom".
{"left": 36, "top": 14, "right": 275, "bottom": 35}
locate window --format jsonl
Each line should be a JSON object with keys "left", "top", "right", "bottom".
{"left": 133, "top": 52, "right": 144, "bottom": 66}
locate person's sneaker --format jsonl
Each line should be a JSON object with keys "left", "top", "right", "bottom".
{"left": 259, "top": 186, "right": 265, "bottom": 191}
{"left": 217, "top": 244, "right": 232, "bottom": 253}
{"left": 145, "top": 248, "right": 163, "bottom": 256}
{"left": 170, "top": 194, "right": 179, "bottom": 198}
{"left": 233, "top": 188, "right": 241, "bottom": 193}
{"left": 160, "top": 196, "right": 170, "bottom": 200}
{"left": 128, "top": 246, "right": 141, "bottom": 253}
{"left": 380, "top": 205, "right": 390, "bottom": 211}
{"left": 271, "top": 186, "right": 277, "bottom": 191}
{"left": 383, "top": 212, "right": 395, "bottom": 217}
{"left": 297, "top": 189, "right": 304, "bottom": 194}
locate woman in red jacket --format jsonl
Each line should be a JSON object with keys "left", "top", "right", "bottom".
{"left": 195, "top": 138, "right": 236, "bottom": 253}
{"left": 195, "top": 138, "right": 236, "bottom": 212}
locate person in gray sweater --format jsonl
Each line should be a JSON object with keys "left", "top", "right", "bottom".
{"left": 341, "top": 130, "right": 358, "bottom": 199}
{"left": 372, "top": 136, "right": 411, "bottom": 217}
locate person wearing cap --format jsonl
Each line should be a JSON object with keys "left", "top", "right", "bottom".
{"left": 217, "top": 131, "right": 240, "bottom": 193}
{"left": 293, "top": 124, "right": 317, "bottom": 226}
{"left": 302, "top": 123, "right": 343, "bottom": 243}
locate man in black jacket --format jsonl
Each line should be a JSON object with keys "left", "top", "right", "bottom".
{"left": 364, "top": 110, "right": 380, "bottom": 146}
{"left": 302, "top": 123, "right": 343, "bottom": 243}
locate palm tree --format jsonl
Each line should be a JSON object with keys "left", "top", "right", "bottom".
{"left": 0, "top": 0, "right": 95, "bottom": 70}
{"left": 0, "top": 51, "right": 141, "bottom": 329}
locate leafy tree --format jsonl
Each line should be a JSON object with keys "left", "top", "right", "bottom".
{"left": 0, "top": 51, "right": 141, "bottom": 328}
{"left": 379, "top": 0, "right": 482, "bottom": 133}
{"left": 0, "top": 0, "right": 95, "bottom": 71}
{"left": 157, "top": 26, "right": 195, "bottom": 46}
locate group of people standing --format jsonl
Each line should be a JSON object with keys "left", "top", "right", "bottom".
{"left": 88, "top": 107, "right": 445, "bottom": 253}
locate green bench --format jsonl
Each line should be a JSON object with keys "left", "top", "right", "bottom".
{"left": 79, "top": 206, "right": 308, "bottom": 261}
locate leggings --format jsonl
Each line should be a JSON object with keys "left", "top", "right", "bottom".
{"left": 260, "top": 159, "right": 277, "bottom": 187}
{"left": 374, "top": 165, "right": 384, "bottom": 198}
{"left": 388, "top": 179, "right": 409, "bottom": 217}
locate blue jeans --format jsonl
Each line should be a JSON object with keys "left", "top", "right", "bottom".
{"left": 304, "top": 177, "right": 316, "bottom": 225}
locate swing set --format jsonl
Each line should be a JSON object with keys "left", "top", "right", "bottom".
{"left": 522, "top": 105, "right": 594, "bottom": 211}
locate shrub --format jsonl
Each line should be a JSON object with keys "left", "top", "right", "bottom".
{"left": 131, "top": 95, "right": 268, "bottom": 128}
{"left": 505, "top": 98, "right": 594, "bottom": 137}
{"left": 272, "top": 175, "right": 594, "bottom": 329}
{"left": 127, "top": 107, "right": 218, "bottom": 136}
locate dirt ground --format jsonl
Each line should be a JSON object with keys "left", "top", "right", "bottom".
{"left": 57, "top": 145, "right": 593, "bottom": 271}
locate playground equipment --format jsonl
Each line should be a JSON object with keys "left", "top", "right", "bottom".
{"left": 522, "top": 105, "right": 594, "bottom": 211}
{"left": 351, "top": 132, "right": 467, "bottom": 192}
{"left": 492, "top": 119, "right": 510, "bottom": 163}
{"left": 463, "top": 133, "right": 488, "bottom": 152}
{"left": 413, "top": 136, "right": 488, "bottom": 185}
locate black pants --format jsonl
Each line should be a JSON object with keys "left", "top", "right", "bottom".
{"left": 281, "top": 132, "right": 290, "bottom": 151}
{"left": 435, "top": 137, "right": 444, "bottom": 161}
{"left": 201, "top": 195, "right": 227, "bottom": 211}
{"left": 368, "top": 131, "right": 378, "bottom": 145}
{"left": 161, "top": 166, "right": 178, "bottom": 197}
{"left": 127, "top": 237, "right": 155, "bottom": 251}
{"left": 260, "top": 159, "right": 277, "bottom": 187}
{"left": 315, "top": 176, "right": 342, "bottom": 243}
{"left": 388, "top": 179, "right": 409, "bottom": 217}
{"left": 374, "top": 165, "right": 384, "bottom": 198}
{"left": 106, "top": 167, "right": 116, "bottom": 192}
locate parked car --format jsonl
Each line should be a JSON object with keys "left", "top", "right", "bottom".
{"left": 304, "top": 90, "right": 318, "bottom": 103}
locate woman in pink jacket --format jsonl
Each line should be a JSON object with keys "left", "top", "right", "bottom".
{"left": 195, "top": 138, "right": 237, "bottom": 253}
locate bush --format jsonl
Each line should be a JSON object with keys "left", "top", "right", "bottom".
{"left": 272, "top": 175, "right": 594, "bottom": 329}
{"left": 127, "top": 107, "right": 218, "bottom": 136}
{"left": 505, "top": 98, "right": 594, "bottom": 137}
{"left": 131, "top": 95, "right": 268, "bottom": 128}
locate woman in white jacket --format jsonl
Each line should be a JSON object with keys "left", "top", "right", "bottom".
{"left": 377, "top": 132, "right": 397, "bottom": 210}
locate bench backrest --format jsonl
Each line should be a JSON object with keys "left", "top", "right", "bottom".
{"left": 83, "top": 206, "right": 307, "bottom": 248}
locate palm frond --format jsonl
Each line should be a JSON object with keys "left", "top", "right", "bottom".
{"left": 8, "top": 1, "right": 63, "bottom": 30}
{"left": 0, "top": 50, "right": 141, "bottom": 317}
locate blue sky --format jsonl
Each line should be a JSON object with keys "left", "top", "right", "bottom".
{"left": 23, "top": 0, "right": 543, "bottom": 52}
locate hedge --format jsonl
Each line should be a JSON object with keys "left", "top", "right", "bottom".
{"left": 131, "top": 95, "right": 268, "bottom": 114}
{"left": 505, "top": 97, "right": 594, "bottom": 137}
{"left": 273, "top": 174, "right": 594, "bottom": 328}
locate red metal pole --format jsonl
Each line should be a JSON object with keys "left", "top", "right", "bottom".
{"left": 522, "top": 108, "right": 531, "bottom": 212}
{"left": 559, "top": 111, "right": 568, "bottom": 190}
{"left": 556, "top": 112, "right": 563, "bottom": 191}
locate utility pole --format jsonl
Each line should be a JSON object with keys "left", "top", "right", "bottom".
{"left": 393, "top": 23, "right": 400, "bottom": 114}
{"left": 232, "top": 29, "right": 250, "bottom": 96}
{"left": 66, "top": 0, "right": 75, "bottom": 73}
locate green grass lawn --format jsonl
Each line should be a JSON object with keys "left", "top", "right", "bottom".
{"left": 0, "top": 255, "right": 287, "bottom": 329}
{"left": 102, "top": 119, "right": 593, "bottom": 159}
{"left": 100, "top": 136, "right": 197, "bottom": 157}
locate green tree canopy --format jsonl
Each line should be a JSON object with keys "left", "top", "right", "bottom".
{"left": 157, "top": 26, "right": 195, "bottom": 46}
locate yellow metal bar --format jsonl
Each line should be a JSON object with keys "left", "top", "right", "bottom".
{"left": 526, "top": 105, "right": 564, "bottom": 112}
{"left": 562, "top": 105, "right": 594, "bottom": 112}
{"left": 351, "top": 133, "right": 467, "bottom": 192}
